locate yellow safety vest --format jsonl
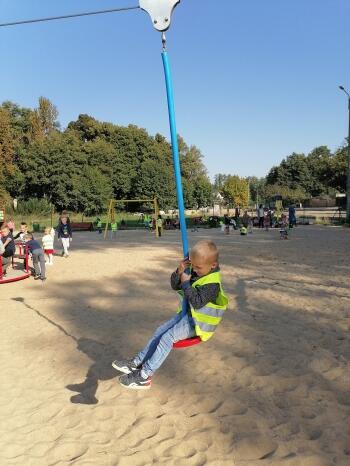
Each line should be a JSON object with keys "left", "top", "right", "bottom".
{"left": 111, "top": 222, "right": 118, "bottom": 231}
{"left": 177, "top": 271, "right": 228, "bottom": 342}
{"left": 157, "top": 218, "right": 163, "bottom": 228}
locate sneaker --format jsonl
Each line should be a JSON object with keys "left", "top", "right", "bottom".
{"left": 112, "top": 359, "right": 138, "bottom": 374}
{"left": 41, "top": 277, "right": 47, "bottom": 282}
{"left": 61, "top": 251, "right": 65, "bottom": 257}
{"left": 34, "top": 275, "right": 41, "bottom": 280}
{"left": 119, "top": 370, "right": 152, "bottom": 390}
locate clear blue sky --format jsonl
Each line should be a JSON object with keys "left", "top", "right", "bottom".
{"left": 0, "top": 0, "right": 349, "bottom": 179}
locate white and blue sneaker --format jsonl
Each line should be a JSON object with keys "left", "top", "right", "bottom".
{"left": 119, "top": 370, "right": 152, "bottom": 390}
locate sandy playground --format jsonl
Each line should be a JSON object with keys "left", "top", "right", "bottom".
{"left": 0, "top": 225, "right": 350, "bottom": 466}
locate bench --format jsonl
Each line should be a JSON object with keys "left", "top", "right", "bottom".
{"left": 70, "top": 222, "right": 94, "bottom": 232}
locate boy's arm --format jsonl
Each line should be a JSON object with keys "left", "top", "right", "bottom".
{"left": 181, "top": 282, "right": 220, "bottom": 310}
{"left": 2, "top": 237, "right": 11, "bottom": 248}
{"left": 170, "top": 270, "right": 182, "bottom": 290}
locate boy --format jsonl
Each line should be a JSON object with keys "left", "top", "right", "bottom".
{"left": 0, "top": 226, "right": 15, "bottom": 276}
{"left": 24, "top": 233, "right": 46, "bottom": 281}
{"left": 13, "top": 222, "right": 30, "bottom": 266}
{"left": 57, "top": 217, "right": 72, "bottom": 257}
{"left": 113, "top": 240, "right": 228, "bottom": 390}
{"left": 13, "top": 222, "right": 29, "bottom": 242}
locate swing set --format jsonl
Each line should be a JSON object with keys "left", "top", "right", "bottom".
{"left": 0, "top": 1, "right": 202, "bottom": 347}
{"left": 104, "top": 198, "right": 160, "bottom": 239}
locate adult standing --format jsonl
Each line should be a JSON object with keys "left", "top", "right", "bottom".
{"left": 288, "top": 204, "right": 296, "bottom": 228}
{"left": 257, "top": 204, "right": 264, "bottom": 229}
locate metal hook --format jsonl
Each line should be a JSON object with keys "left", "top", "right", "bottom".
{"left": 162, "top": 32, "right": 167, "bottom": 50}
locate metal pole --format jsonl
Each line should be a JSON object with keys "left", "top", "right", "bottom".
{"left": 161, "top": 38, "right": 189, "bottom": 258}
{"left": 339, "top": 86, "right": 350, "bottom": 223}
{"left": 347, "top": 96, "right": 350, "bottom": 223}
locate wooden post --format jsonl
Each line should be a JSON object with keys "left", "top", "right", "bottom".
{"left": 154, "top": 198, "right": 159, "bottom": 237}
{"left": 104, "top": 199, "right": 114, "bottom": 239}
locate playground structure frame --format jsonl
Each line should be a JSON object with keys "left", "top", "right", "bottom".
{"left": 104, "top": 198, "right": 160, "bottom": 239}
{"left": 0, "top": 243, "right": 31, "bottom": 284}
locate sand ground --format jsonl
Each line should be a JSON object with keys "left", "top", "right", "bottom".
{"left": 0, "top": 226, "right": 349, "bottom": 466}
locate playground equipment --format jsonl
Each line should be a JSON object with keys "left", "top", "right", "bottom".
{"left": 0, "top": 0, "right": 201, "bottom": 347}
{"left": 0, "top": 243, "right": 30, "bottom": 284}
{"left": 104, "top": 198, "right": 160, "bottom": 239}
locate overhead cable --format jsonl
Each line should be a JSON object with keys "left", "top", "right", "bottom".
{"left": 0, "top": 6, "right": 140, "bottom": 28}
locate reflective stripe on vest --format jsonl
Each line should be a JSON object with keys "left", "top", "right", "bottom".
{"left": 177, "top": 271, "right": 228, "bottom": 342}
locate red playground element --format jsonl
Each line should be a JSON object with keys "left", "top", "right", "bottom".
{"left": 173, "top": 336, "right": 201, "bottom": 349}
{"left": 0, "top": 243, "right": 31, "bottom": 284}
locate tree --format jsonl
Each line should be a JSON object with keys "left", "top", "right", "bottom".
{"left": 178, "top": 136, "right": 212, "bottom": 208}
{"left": 0, "top": 107, "right": 16, "bottom": 198}
{"left": 246, "top": 176, "right": 266, "bottom": 205}
{"left": 221, "top": 175, "right": 249, "bottom": 207}
{"left": 263, "top": 184, "right": 309, "bottom": 205}
{"left": 36, "top": 97, "right": 59, "bottom": 135}
{"left": 71, "top": 166, "right": 112, "bottom": 215}
{"left": 327, "top": 147, "right": 347, "bottom": 193}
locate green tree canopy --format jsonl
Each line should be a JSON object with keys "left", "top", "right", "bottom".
{"left": 221, "top": 175, "right": 249, "bottom": 207}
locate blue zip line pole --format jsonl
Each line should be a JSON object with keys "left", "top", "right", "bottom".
{"left": 161, "top": 50, "right": 189, "bottom": 258}
{"left": 161, "top": 42, "right": 189, "bottom": 318}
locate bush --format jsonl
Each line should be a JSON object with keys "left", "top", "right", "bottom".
{"left": 12, "top": 198, "right": 52, "bottom": 216}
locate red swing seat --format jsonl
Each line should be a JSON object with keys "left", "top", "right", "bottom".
{"left": 173, "top": 336, "right": 201, "bottom": 349}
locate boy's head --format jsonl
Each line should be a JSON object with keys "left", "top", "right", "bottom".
{"left": 1, "top": 226, "right": 9, "bottom": 236}
{"left": 24, "top": 233, "right": 33, "bottom": 242}
{"left": 61, "top": 217, "right": 67, "bottom": 224}
{"left": 44, "top": 227, "right": 50, "bottom": 235}
{"left": 20, "top": 222, "right": 28, "bottom": 232}
{"left": 189, "top": 240, "right": 219, "bottom": 277}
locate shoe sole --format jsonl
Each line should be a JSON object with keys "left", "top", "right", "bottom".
{"left": 111, "top": 362, "right": 134, "bottom": 374}
{"left": 119, "top": 380, "right": 151, "bottom": 390}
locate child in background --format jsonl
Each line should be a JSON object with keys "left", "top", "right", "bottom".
{"left": 13, "top": 222, "right": 30, "bottom": 266}
{"left": 42, "top": 227, "right": 55, "bottom": 265}
{"left": 24, "top": 233, "right": 46, "bottom": 281}
{"left": 113, "top": 240, "right": 228, "bottom": 390}
{"left": 240, "top": 225, "right": 248, "bottom": 235}
{"left": 7, "top": 218, "right": 15, "bottom": 234}
{"left": 57, "top": 217, "right": 72, "bottom": 257}
{"left": 157, "top": 215, "right": 163, "bottom": 237}
{"left": 280, "top": 213, "right": 289, "bottom": 239}
{"left": 0, "top": 225, "right": 15, "bottom": 276}
{"left": 13, "top": 222, "right": 29, "bottom": 247}
{"left": 264, "top": 211, "right": 270, "bottom": 231}
{"left": 96, "top": 217, "right": 102, "bottom": 234}
{"left": 110, "top": 220, "right": 118, "bottom": 240}
{"left": 248, "top": 216, "right": 254, "bottom": 234}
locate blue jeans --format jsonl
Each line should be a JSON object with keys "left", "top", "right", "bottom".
{"left": 134, "top": 313, "right": 196, "bottom": 377}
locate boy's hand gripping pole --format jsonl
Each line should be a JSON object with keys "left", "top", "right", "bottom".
{"left": 139, "top": 0, "right": 180, "bottom": 32}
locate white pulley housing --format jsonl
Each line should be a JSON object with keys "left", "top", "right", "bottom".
{"left": 139, "top": 0, "right": 180, "bottom": 31}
